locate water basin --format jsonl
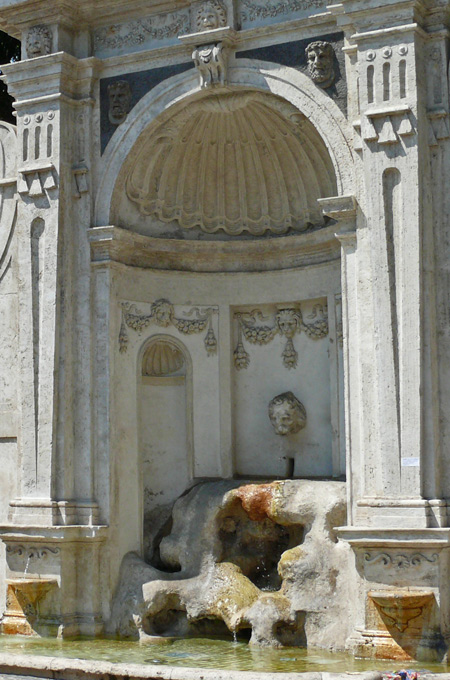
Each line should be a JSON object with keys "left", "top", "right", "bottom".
{"left": 0, "top": 636, "right": 448, "bottom": 674}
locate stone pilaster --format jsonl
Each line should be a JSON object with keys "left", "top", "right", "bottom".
{"left": 0, "top": 52, "right": 107, "bottom": 636}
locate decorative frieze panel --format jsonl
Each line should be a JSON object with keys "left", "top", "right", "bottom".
{"left": 239, "top": 0, "right": 327, "bottom": 28}
{"left": 93, "top": 10, "right": 190, "bottom": 55}
{"left": 364, "top": 552, "right": 438, "bottom": 569}
{"left": 119, "top": 299, "right": 218, "bottom": 355}
{"left": 6, "top": 544, "right": 60, "bottom": 560}
{"left": 234, "top": 302, "right": 328, "bottom": 370}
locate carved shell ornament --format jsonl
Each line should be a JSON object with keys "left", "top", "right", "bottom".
{"left": 125, "top": 92, "right": 336, "bottom": 236}
{"left": 143, "top": 341, "right": 185, "bottom": 376}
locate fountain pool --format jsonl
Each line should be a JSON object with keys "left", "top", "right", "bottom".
{"left": 0, "top": 636, "right": 448, "bottom": 675}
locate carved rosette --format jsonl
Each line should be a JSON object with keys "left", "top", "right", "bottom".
{"left": 234, "top": 304, "right": 328, "bottom": 370}
{"left": 119, "top": 299, "right": 218, "bottom": 356}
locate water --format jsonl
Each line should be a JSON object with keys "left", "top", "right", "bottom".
{"left": 0, "top": 636, "right": 448, "bottom": 673}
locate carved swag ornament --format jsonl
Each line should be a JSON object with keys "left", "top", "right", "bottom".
{"left": 234, "top": 304, "right": 328, "bottom": 370}
{"left": 119, "top": 298, "right": 217, "bottom": 356}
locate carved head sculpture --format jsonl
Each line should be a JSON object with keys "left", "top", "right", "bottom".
{"left": 26, "top": 25, "right": 52, "bottom": 58}
{"left": 108, "top": 80, "right": 132, "bottom": 125}
{"left": 195, "top": 0, "right": 227, "bottom": 31}
{"left": 276, "top": 308, "right": 301, "bottom": 339}
{"left": 305, "top": 41, "right": 336, "bottom": 88}
{"left": 268, "top": 392, "right": 307, "bottom": 436}
{"left": 151, "top": 299, "right": 174, "bottom": 327}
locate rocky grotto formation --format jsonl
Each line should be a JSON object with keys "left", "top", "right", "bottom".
{"left": 110, "top": 480, "right": 350, "bottom": 649}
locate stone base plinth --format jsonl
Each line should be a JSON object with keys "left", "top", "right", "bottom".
{"left": 2, "top": 578, "right": 58, "bottom": 636}
{"left": 0, "top": 524, "right": 108, "bottom": 637}
{"left": 338, "top": 527, "right": 450, "bottom": 661}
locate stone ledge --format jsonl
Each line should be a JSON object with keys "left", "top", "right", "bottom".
{"left": 0, "top": 653, "right": 406, "bottom": 680}
{"left": 0, "top": 654, "right": 447, "bottom": 680}
{"left": 0, "top": 525, "right": 109, "bottom": 543}
{"left": 88, "top": 223, "right": 345, "bottom": 273}
{"left": 336, "top": 527, "right": 450, "bottom": 548}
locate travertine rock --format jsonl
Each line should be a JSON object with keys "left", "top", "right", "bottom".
{"left": 110, "top": 480, "right": 350, "bottom": 649}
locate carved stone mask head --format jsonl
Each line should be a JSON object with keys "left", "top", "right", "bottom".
{"left": 26, "top": 25, "right": 52, "bottom": 58}
{"left": 276, "top": 308, "right": 300, "bottom": 339}
{"left": 306, "top": 41, "right": 335, "bottom": 88}
{"left": 196, "top": 0, "right": 227, "bottom": 31}
{"left": 268, "top": 392, "right": 307, "bottom": 436}
{"left": 108, "top": 81, "right": 132, "bottom": 125}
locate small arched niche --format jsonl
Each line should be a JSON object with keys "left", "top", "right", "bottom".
{"left": 139, "top": 336, "right": 193, "bottom": 559}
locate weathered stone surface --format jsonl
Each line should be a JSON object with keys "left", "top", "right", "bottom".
{"left": 110, "top": 480, "right": 350, "bottom": 649}
{"left": 0, "top": 0, "right": 448, "bottom": 662}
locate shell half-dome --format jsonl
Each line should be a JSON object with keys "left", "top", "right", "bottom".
{"left": 125, "top": 92, "right": 337, "bottom": 236}
{"left": 143, "top": 341, "right": 185, "bottom": 377}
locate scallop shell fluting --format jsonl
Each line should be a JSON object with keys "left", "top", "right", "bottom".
{"left": 125, "top": 93, "right": 336, "bottom": 236}
{"left": 143, "top": 341, "right": 185, "bottom": 377}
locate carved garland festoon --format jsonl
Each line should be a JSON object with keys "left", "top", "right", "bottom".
{"left": 94, "top": 12, "right": 190, "bottom": 51}
{"left": 240, "top": 0, "right": 325, "bottom": 21}
{"left": 119, "top": 299, "right": 217, "bottom": 355}
{"left": 234, "top": 305, "right": 328, "bottom": 370}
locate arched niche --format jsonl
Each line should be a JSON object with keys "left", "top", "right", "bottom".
{"left": 112, "top": 90, "right": 337, "bottom": 239}
{"left": 95, "top": 61, "right": 355, "bottom": 232}
{"left": 138, "top": 335, "right": 193, "bottom": 559}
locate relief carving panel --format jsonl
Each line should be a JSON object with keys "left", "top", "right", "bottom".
{"left": 93, "top": 10, "right": 190, "bottom": 55}
{"left": 234, "top": 303, "right": 328, "bottom": 370}
{"left": 119, "top": 299, "right": 218, "bottom": 356}
{"left": 239, "top": 0, "right": 327, "bottom": 28}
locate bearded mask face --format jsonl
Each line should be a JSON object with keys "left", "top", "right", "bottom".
{"left": 108, "top": 81, "right": 132, "bottom": 125}
{"left": 306, "top": 42, "right": 336, "bottom": 89}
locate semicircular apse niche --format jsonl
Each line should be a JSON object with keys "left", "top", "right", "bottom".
{"left": 123, "top": 91, "right": 337, "bottom": 237}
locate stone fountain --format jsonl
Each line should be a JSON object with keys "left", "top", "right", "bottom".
{"left": 110, "top": 479, "right": 349, "bottom": 648}
{"left": 0, "top": 0, "right": 449, "bottom": 669}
